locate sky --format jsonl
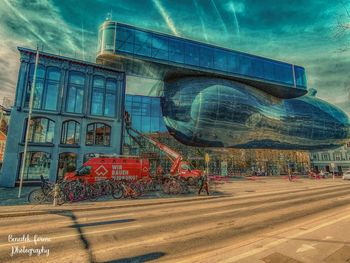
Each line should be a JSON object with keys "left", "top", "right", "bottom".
{"left": 0, "top": 0, "right": 349, "bottom": 113}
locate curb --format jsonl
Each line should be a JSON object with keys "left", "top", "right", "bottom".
{"left": 0, "top": 195, "right": 227, "bottom": 219}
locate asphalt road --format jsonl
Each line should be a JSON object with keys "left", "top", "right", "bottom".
{"left": 0, "top": 177, "right": 350, "bottom": 262}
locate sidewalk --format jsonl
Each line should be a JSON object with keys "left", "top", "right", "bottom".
{"left": 0, "top": 186, "right": 36, "bottom": 206}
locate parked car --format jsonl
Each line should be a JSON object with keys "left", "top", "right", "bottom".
{"left": 342, "top": 170, "right": 350, "bottom": 180}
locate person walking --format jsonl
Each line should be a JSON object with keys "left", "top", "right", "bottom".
{"left": 288, "top": 168, "right": 292, "bottom": 182}
{"left": 198, "top": 173, "right": 210, "bottom": 195}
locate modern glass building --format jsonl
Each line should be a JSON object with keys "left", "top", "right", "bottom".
{"left": 97, "top": 21, "right": 350, "bottom": 151}
{"left": 1, "top": 20, "right": 349, "bottom": 186}
{"left": 123, "top": 94, "right": 310, "bottom": 176}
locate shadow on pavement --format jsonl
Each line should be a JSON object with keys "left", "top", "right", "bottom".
{"left": 69, "top": 218, "right": 135, "bottom": 228}
{"left": 102, "top": 252, "right": 166, "bottom": 263}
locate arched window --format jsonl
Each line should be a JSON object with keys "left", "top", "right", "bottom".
{"left": 24, "top": 65, "right": 60, "bottom": 111}
{"left": 61, "top": 120, "right": 80, "bottom": 144}
{"left": 19, "top": 152, "right": 51, "bottom": 180}
{"left": 25, "top": 117, "right": 55, "bottom": 143}
{"left": 66, "top": 72, "right": 85, "bottom": 113}
{"left": 91, "top": 76, "right": 120, "bottom": 117}
{"left": 86, "top": 123, "right": 111, "bottom": 146}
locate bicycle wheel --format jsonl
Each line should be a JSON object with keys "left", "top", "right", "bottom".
{"left": 87, "top": 184, "right": 99, "bottom": 202}
{"left": 169, "top": 179, "right": 181, "bottom": 194}
{"left": 55, "top": 189, "right": 66, "bottom": 205}
{"left": 111, "top": 184, "right": 123, "bottom": 199}
{"left": 28, "top": 189, "right": 45, "bottom": 204}
{"left": 162, "top": 180, "right": 170, "bottom": 194}
{"left": 130, "top": 182, "right": 143, "bottom": 197}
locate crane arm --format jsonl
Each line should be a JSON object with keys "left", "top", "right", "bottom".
{"left": 124, "top": 111, "right": 183, "bottom": 176}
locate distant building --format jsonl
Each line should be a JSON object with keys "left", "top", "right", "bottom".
{"left": 0, "top": 104, "right": 11, "bottom": 165}
{"left": 310, "top": 142, "right": 350, "bottom": 173}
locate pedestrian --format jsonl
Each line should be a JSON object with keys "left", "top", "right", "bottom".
{"left": 198, "top": 173, "right": 210, "bottom": 195}
{"left": 288, "top": 168, "right": 292, "bottom": 182}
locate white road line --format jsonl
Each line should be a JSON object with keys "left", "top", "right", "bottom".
{"left": 225, "top": 211, "right": 350, "bottom": 262}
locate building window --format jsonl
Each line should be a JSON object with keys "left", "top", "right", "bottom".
{"left": 57, "top": 152, "right": 77, "bottom": 180}
{"left": 91, "top": 76, "right": 119, "bottom": 117}
{"left": 321, "top": 153, "right": 329, "bottom": 161}
{"left": 334, "top": 153, "right": 342, "bottom": 161}
{"left": 312, "top": 154, "right": 318, "bottom": 161}
{"left": 19, "top": 152, "right": 51, "bottom": 180}
{"left": 86, "top": 123, "right": 111, "bottom": 146}
{"left": 25, "top": 117, "right": 55, "bottom": 143}
{"left": 25, "top": 65, "right": 60, "bottom": 111}
{"left": 66, "top": 72, "right": 85, "bottom": 113}
{"left": 61, "top": 120, "right": 80, "bottom": 144}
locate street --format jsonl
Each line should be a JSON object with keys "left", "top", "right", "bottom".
{"left": 0, "top": 177, "right": 350, "bottom": 262}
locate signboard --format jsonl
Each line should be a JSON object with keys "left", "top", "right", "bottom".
{"left": 221, "top": 161, "right": 228, "bottom": 176}
{"left": 205, "top": 153, "right": 210, "bottom": 164}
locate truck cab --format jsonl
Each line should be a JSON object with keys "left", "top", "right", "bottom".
{"left": 177, "top": 161, "right": 202, "bottom": 183}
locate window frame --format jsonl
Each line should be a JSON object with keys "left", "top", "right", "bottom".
{"left": 66, "top": 71, "right": 86, "bottom": 114}
{"left": 61, "top": 120, "right": 80, "bottom": 145}
{"left": 90, "top": 76, "right": 119, "bottom": 117}
{"left": 24, "top": 65, "right": 61, "bottom": 111}
{"left": 85, "top": 122, "right": 111, "bottom": 146}
{"left": 24, "top": 117, "right": 55, "bottom": 144}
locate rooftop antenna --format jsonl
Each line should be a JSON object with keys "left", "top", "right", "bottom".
{"left": 106, "top": 10, "right": 112, "bottom": 21}
{"left": 81, "top": 20, "right": 85, "bottom": 60}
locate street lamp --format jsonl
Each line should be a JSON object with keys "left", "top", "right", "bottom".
{"left": 331, "top": 162, "right": 335, "bottom": 180}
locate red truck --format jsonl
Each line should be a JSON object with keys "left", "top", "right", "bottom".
{"left": 64, "top": 112, "right": 202, "bottom": 184}
{"left": 64, "top": 156, "right": 151, "bottom": 184}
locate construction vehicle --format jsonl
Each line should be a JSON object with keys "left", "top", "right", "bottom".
{"left": 63, "top": 111, "right": 202, "bottom": 185}
{"left": 64, "top": 156, "right": 151, "bottom": 184}
{"left": 124, "top": 111, "right": 202, "bottom": 183}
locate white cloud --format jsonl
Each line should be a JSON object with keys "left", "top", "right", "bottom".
{"left": 0, "top": 0, "right": 97, "bottom": 101}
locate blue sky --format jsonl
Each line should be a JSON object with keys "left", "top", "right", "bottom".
{"left": 0, "top": 0, "right": 349, "bottom": 112}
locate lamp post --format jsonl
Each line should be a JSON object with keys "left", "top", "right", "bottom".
{"left": 18, "top": 47, "right": 40, "bottom": 198}
{"left": 331, "top": 162, "right": 335, "bottom": 180}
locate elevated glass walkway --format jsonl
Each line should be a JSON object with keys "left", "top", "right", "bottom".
{"left": 97, "top": 21, "right": 307, "bottom": 99}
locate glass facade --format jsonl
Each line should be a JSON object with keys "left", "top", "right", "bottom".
{"left": 123, "top": 95, "right": 167, "bottom": 158}
{"left": 125, "top": 95, "right": 167, "bottom": 133}
{"left": 99, "top": 22, "right": 307, "bottom": 90}
{"left": 124, "top": 94, "right": 311, "bottom": 175}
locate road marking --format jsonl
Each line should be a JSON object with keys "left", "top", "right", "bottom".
{"left": 296, "top": 244, "right": 316, "bottom": 253}
{"left": 174, "top": 207, "right": 350, "bottom": 263}
{"left": 225, "top": 211, "right": 350, "bottom": 262}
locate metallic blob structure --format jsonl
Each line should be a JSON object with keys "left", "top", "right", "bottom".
{"left": 162, "top": 77, "right": 350, "bottom": 150}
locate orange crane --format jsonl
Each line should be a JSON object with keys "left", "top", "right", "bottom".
{"left": 124, "top": 111, "right": 202, "bottom": 182}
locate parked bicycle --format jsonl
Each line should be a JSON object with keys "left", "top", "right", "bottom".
{"left": 28, "top": 175, "right": 66, "bottom": 205}
{"left": 111, "top": 180, "right": 142, "bottom": 199}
